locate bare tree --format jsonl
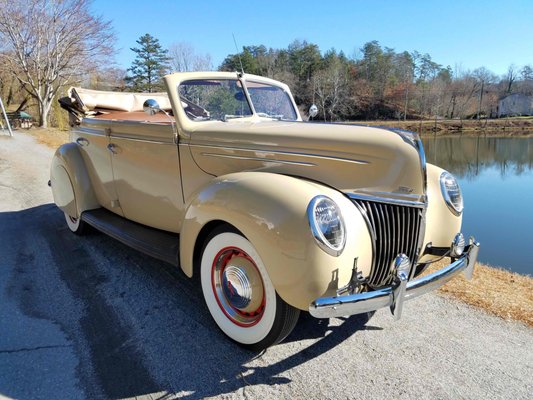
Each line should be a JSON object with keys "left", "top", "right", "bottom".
{"left": 0, "top": 0, "right": 115, "bottom": 127}
{"left": 505, "top": 64, "right": 518, "bottom": 94}
{"left": 169, "top": 42, "right": 212, "bottom": 72}
{"left": 518, "top": 65, "right": 533, "bottom": 95}
{"left": 313, "top": 58, "right": 349, "bottom": 121}
{"left": 87, "top": 67, "right": 127, "bottom": 91}
{"left": 0, "top": 61, "right": 23, "bottom": 107}
{"left": 472, "top": 67, "right": 497, "bottom": 85}
{"left": 521, "top": 65, "right": 533, "bottom": 81}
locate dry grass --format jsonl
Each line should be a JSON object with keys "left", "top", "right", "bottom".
{"left": 25, "top": 127, "right": 69, "bottom": 149}
{"left": 426, "top": 260, "right": 533, "bottom": 327}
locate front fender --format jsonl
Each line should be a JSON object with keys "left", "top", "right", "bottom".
{"left": 50, "top": 142, "right": 99, "bottom": 218}
{"left": 420, "top": 163, "right": 462, "bottom": 262}
{"left": 180, "top": 172, "right": 372, "bottom": 310}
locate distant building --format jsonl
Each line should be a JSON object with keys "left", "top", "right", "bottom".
{"left": 498, "top": 93, "right": 533, "bottom": 117}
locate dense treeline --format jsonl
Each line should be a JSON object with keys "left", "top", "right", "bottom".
{"left": 219, "top": 40, "right": 533, "bottom": 121}
{"left": 2, "top": 13, "right": 533, "bottom": 127}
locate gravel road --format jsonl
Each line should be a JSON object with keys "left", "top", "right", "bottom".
{"left": 0, "top": 132, "right": 532, "bottom": 400}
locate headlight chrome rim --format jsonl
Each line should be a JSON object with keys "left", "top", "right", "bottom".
{"left": 307, "top": 195, "right": 346, "bottom": 257}
{"left": 440, "top": 171, "right": 464, "bottom": 216}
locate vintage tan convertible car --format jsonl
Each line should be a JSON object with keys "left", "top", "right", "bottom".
{"left": 51, "top": 72, "right": 479, "bottom": 350}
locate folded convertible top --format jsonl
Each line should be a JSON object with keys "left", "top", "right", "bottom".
{"left": 59, "top": 87, "right": 173, "bottom": 123}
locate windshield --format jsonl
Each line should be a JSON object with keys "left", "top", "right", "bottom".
{"left": 178, "top": 78, "right": 297, "bottom": 121}
{"left": 179, "top": 79, "right": 252, "bottom": 121}
{"left": 246, "top": 81, "right": 298, "bottom": 120}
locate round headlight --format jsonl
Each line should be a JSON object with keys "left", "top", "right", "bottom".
{"left": 440, "top": 171, "right": 463, "bottom": 215}
{"left": 307, "top": 196, "right": 346, "bottom": 256}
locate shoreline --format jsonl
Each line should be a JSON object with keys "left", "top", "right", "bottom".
{"left": 348, "top": 117, "right": 533, "bottom": 136}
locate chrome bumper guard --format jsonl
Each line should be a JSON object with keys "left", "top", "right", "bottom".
{"left": 309, "top": 238, "right": 480, "bottom": 319}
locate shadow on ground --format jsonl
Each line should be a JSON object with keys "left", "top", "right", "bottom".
{"left": 2, "top": 204, "right": 378, "bottom": 399}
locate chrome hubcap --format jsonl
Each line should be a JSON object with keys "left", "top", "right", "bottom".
{"left": 222, "top": 265, "right": 252, "bottom": 309}
{"left": 212, "top": 247, "right": 265, "bottom": 326}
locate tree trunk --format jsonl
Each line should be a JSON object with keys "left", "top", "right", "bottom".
{"left": 450, "top": 95, "right": 456, "bottom": 119}
{"left": 38, "top": 99, "right": 52, "bottom": 128}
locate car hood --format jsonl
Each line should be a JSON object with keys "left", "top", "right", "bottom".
{"left": 187, "top": 120, "right": 426, "bottom": 200}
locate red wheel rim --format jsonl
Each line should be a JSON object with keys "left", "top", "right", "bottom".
{"left": 211, "top": 246, "right": 266, "bottom": 327}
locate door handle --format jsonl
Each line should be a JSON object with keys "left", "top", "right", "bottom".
{"left": 76, "top": 137, "right": 89, "bottom": 146}
{"left": 107, "top": 143, "right": 118, "bottom": 154}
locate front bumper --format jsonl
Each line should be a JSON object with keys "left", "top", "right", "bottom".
{"left": 309, "top": 238, "right": 480, "bottom": 319}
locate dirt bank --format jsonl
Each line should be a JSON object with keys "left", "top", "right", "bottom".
{"left": 352, "top": 117, "right": 533, "bottom": 135}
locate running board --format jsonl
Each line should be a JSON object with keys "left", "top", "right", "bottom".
{"left": 81, "top": 208, "right": 180, "bottom": 266}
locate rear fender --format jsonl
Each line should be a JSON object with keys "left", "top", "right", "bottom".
{"left": 50, "top": 142, "right": 98, "bottom": 218}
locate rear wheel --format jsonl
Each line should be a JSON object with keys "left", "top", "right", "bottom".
{"left": 64, "top": 211, "right": 87, "bottom": 235}
{"left": 200, "top": 226, "right": 299, "bottom": 350}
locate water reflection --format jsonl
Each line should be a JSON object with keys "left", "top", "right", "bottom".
{"left": 422, "top": 134, "right": 533, "bottom": 276}
{"left": 422, "top": 135, "right": 533, "bottom": 180}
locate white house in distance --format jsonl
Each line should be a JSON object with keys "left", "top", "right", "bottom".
{"left": 498, "top": 93, "right": 533, "bottom": 117}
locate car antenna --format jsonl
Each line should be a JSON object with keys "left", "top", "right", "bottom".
{"left": 232, "top": 33, "right": 245, "bottom": 76}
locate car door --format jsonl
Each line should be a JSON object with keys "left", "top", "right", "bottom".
{"left": 108, "top": 120, "right": 184, "bottom": 233}
{"left": 72, "top": 124, "right": 124, "bottom": 216}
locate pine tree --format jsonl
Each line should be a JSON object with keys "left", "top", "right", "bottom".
{"left": 126, "top": 34, "right": 170, "bottom": 92}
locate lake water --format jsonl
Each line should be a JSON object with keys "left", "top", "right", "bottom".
{"left": 422, "top": 134, "right": 533, "bottom": 276}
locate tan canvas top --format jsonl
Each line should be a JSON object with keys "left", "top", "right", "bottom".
{"left": 68, "top": 87, "right": 172, "bottom": 113}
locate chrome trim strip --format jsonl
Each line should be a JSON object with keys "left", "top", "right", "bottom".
{"left": 200, "top": 152, "right": 315, "bottom": 167}
{"left": 350, "top": 189, "right": 425, "bottom": 201}
{"left": 346, "top": 192, "right": 426, "bottom": 208}
{"left": 191, "top": 144, "right": 370, "bottom": 165}
{"left": 110, "top": 134, "right": 174, "bottom": 145}
{"left": 75, "top": 127, "right": 107, "bottom": 137}
{"left": 84, "top": 118, "right": 174, "bottom": 127}
{"left": 415, "top": 136, "right": 428, "bottom": 195}
{"left": 414, "top": 136, "right": 428, "bottom": 270}
{"left": 309, "top": 239, "right": 480, "bottom": 319}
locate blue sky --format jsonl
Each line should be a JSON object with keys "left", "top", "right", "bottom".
{"left": 91, "top": 0, "right": 533, "bottom": 76}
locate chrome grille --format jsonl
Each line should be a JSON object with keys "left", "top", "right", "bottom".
{"left": 353, "top": 200, "right": 423, "bottom": 288}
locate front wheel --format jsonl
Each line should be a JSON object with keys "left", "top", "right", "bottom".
{"left": 200, "top": 226, "right": 299, "bottom": 350}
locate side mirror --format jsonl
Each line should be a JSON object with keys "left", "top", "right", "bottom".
{"left": 309, "top": 104, "right": 318, "bottom": 118}
{"left": 143, "top": 99, "right": 161, "bottom": 116}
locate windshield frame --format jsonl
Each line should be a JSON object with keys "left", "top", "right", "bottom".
{"left": 242, "top": 79, "right": 299, "bottom": 121}
{"left": 175, "top": 73, "right": 301, "bottom": 124}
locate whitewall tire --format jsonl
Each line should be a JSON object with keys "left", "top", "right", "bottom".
{"left": 64, "top": 211, "right": 86, "bottom": 235}
{"left": 200, "top": 226, "right": 299, "bottom": 350}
